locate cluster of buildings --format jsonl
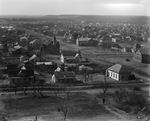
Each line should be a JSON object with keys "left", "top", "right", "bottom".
{"left": 0, "top": 18, "right": 149, "bottom": 85}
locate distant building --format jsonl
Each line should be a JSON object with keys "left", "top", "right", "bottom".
{"left": 134, "top": 47, "right": 150, "bottom": 64}
{"left": 19, "top": 36, "right": 28, "bottom": 47}
{"left": 8, "top": 66, "right": 34, "bottom": 86}
{"left": 60, "top": 50, "right": 82, "bottom": 63}
{"left": 76, "top": 37, "right": 90, "bottom": 46}
{"left": 106, "top": 64, "right": 132, "bottom": 81}
{"left": 52, "top": 71, "right": 76, "bottom": 83}
{"left": 41, "top": 36, "right": 60, "bottom": 55}
{"left": 121, "top": 47, "right": 133, "bottom": 53}
{"left": 76, "top": 37, "right": 98, "bottom": 46}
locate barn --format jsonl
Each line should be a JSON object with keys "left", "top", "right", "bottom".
{"left": 106, "top": 64, "right": 132, "bottom": 81}
{"left": 134, "top": 47, "right": 150, "bottom": 64}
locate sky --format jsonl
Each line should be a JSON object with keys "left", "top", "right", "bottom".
{"left": 0, "top": 0, "right": 150, "bottom": 16}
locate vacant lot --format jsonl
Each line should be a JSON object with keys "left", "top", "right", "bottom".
{"left": 0, "top": 92, "right": 122, "bottom": 121}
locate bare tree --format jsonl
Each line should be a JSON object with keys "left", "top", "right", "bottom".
{"left": 53, "top": 84, "right": 72, "bottom": 121}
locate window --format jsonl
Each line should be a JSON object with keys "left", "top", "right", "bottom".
{"left": 122, "top": 76, "right": 124, "bottom": 80}
{"left": 116, "top": 74, "right": 118, "bottom": 80}
{"left": 113, "top": 72, "right": 115, "bottom": 78}
{"left": 110, "top": 71, "right": 112, "bottom": 77}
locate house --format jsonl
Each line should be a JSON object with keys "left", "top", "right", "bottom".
{"left": 40, "top": 36, "right": 60, "bottom": 55}
{"left": 52, "top": 71, "right": 76, "bottom": 83}
{"left": 106, "top": 64, "right": 132, "bottom": 81}
{"left": 76, "top": 37, "right": 90, "bottom": 46}
{"left": 134, "top": 47, "right": 150, "bottom": 64}
{"left": 88, "top": 38, "right": 98, "bottom": 46}
{"left": 8, "top": 66, "right": 35, "bottom": 86}
{"left": 121, "top": 47, "right": 133, "bottom": 52}
{"left": 60, "top": 50, "right": 82, "bottom": 63}
{"left": 19, "top": 36, "right": 28, "bottom": 47}
{"left": 9, "top": 46, "right": 28, "bottom": 56}
{"left": 76, "top": 37, "right": 98, "bottom": 46}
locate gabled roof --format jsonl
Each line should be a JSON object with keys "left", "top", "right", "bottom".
{"left": 107, "top": 64, "right": 131, "bottom": 75}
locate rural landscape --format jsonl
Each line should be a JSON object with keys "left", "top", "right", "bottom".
{"left": 0, "top": 0, "right": 150, "bottom": 121}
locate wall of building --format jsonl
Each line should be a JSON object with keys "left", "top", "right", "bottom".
{"left": 133, "top": 51, "right": 141, "bottom": 62}
{"left": 107, "top": 70, "right": 119, "bottom": 81}
{"left": 141, "top": 54, "right": 150, "bottom": 64}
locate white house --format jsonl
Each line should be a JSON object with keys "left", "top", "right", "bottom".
{"left": 106, "top": 64, "right": 132, "bottom": 81}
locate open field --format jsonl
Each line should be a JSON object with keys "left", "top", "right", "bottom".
{"left": 0, "top": 92, "right": 122, "bottom": 121}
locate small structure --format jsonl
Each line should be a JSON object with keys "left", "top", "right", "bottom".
{"left": 52, "top": 71, "right": 76, "bottom": 83}
{"left": 106, "top": 64, "right": 132, "bottom": 81}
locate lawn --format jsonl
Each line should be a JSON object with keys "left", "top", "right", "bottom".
{"left": 0, "top": 92, "right": 120, "bottom": 121}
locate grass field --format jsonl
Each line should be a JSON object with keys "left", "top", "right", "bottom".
{"left": 0, "top": 92, "right": 121, "bottom": 121}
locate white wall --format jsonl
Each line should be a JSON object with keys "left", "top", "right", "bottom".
{"left": 108, "top": 70, "right": 119, "bottom": 81}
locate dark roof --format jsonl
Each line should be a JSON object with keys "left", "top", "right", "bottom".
{"left": 54, "top": 71, "right": 75, "bottom": 78}
{"left": 8, "top": 69, "right": 20, "bottom": 77}
{"left": 7, "top": 64, "right": 18, "bottom": 70}
{"left": 7, "top": 59, "right": 20, "bottom": 65}
{"left": 61, "top": 50, "right": 78, "bottom": 56}
{"left": 17, "top": 70, "right": 34, "bottom": 77}
{"left": 107, "top": 64, "right": 131, "bottom": 75}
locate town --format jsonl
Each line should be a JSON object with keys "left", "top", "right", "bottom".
{"left": 0, "top": 14, "right": 150, "bottom": 121}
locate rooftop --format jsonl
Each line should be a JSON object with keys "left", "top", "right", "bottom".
{"left": 107, "top": 64, "right": 131, "bottom": 75}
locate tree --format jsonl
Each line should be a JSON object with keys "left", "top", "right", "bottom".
{"left": 53, "top": 84, "right": 72, "bottom": 121}
{"left": 79, "top": 65, "right": 93, "bottom": 82}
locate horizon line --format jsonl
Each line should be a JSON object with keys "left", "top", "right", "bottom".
{"left": 0, "top": 14, "right": 150, "bottom": 17}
